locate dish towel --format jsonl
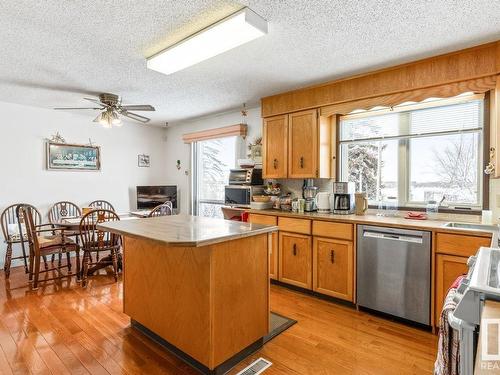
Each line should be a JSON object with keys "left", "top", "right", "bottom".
{"left": 434, "top": 276, "right": 464, "bottom": 375}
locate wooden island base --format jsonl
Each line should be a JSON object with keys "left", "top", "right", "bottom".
{"left": 122, "top": 232, "right": 270, "bottom": 374}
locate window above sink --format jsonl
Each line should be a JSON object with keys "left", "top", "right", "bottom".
{"left": 339, "top": 93, "right": 485, "bottom": 211}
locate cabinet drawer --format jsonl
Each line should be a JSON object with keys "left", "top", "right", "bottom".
{"left": 312, "top": 221, "right": 353, "bottom": 240}
{"left": 249, "top": 214, "right": 278, "bottom": 226}
{"left": 435, "top": 233, "right": 491, "bottom": 257}
{"left": 278, "top": 217, "right": 311, "bottom": 235}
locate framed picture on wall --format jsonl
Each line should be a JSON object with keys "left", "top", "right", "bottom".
{"left": 46, "top": 142, "right": 101, "bottom": 171}
{"left": 138, "top": 154, "right": 150, "bottom": 167}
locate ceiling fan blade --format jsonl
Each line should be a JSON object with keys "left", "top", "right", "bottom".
{"left": 84, "top": 97, "right": 109, "bottom": 107}
{"left": 121, "top": 111, "right": 151, "bottom": 123}
{"left": 120, "top": 105, "right": 155, "bottom": 111}
{"left": 54, "top": 107, "right": 102, "bottom": 110}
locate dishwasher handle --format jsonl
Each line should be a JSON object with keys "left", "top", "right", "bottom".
{"left": 363, "top": 230, "right": 423, "bottom": 244}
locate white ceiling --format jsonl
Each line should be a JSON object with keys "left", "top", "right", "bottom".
{"left": 0, "top": 1, "right": 499, "bottom": 127}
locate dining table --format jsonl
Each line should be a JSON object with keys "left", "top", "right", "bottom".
{"left": 56, "top": 212, "right": 139, "bottom": 275}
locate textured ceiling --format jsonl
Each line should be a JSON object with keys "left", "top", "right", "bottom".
{"left": 0, "top": 0, "right": 499, "bottom": 127}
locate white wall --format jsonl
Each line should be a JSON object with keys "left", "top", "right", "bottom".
{"left": 164, "top": 107, "right": 262, "bottom": 214}
{"left": 0, "top": 100, "right": 168, "bottom": 266}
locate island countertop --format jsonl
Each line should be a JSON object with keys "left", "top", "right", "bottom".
{"left": 97, "top": 214, "right": 278, "bottom": 247}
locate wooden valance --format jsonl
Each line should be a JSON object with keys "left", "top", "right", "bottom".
{"left": 262, "top": 41, "right": 500, "bottom": 117}
{"left": 321, "top": 76, "right": 497, "bottom": 117}
{"left": 182, "top": 124, "right": 247, "bottom": 143}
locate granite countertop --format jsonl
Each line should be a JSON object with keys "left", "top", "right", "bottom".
{"left": 97, "top": 214, "right": 278, "bottom": 247}
{"left": 249, "top": 209, "right": 499, "bottom": 246}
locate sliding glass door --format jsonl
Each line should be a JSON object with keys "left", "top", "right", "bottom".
{"left": 192, "top": 136, "right": 238, "bottom": 218}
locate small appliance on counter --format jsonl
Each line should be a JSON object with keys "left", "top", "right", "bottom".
{"left": 302, "top": 179, "right": 318, "bottom": 212}
{"left": 228, "top": 168, "right": 263, "bottom": 185}
{"left": 314, "top": 192, "right": 331, "bottom": 213}
{"left": 224, "top": 185, "right": 264, "bottom": 207}
{"left": 332, "top": 182, "right": 355, "bottom": 214}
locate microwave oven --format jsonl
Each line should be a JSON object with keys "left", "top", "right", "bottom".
{"left": 224, "top": 185, "right": 264, "bottom": 207}
{"left": 228, "top": 168, "right": 263, "bottom": 185}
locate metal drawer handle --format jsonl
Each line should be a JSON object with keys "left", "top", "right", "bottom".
{"left": 330, "top": 250, "right": 335, "bottom": 263}
{"left": 300, "top": 156, "right": 304, "bottom": 168}
{"left": 293, "top": 243, "right": 297, "bottom": 256}
{"left": 273, "top": 158, "right": 278, "bottom": 169}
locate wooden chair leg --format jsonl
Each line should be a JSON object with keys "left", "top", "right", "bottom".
{"left": 82, "top": 252, "right": 90, "bottom": 288}
{"left": 66, "top": 252, "right": 72, "bottom": 273}
{"left": 111, "top": 249, "right": 118, "bottom": 282}
{"left": 4, "top": 243, "right": 12, "bottom": 279}
{"left": 75, "top": 249, "right": 81, "bottom": 282}
{"left": 28, "top": 250, "right": 34, "bottom": 282}
{"left": 50, "top": 254, "right": 55, "bottom": 263}
{"left": 42, "top": 255, "right": 48, "bottom": 270}
{"left": 33, "top": 256, "right": 41, "bottom": 290}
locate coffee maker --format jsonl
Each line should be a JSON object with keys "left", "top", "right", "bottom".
{"left": 332, "top": 182, "right": 355, "bottom": 214}
{"left": 302, "top": 179, "right": 318, "bottom": 212}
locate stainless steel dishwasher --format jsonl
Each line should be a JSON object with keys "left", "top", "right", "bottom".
{"left": 357, "top": 225, "right": 431, "bottom": 325}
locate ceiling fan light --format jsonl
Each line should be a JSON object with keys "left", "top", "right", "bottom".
{"left": 98, "top": 112, "right": 108, "bottom": 126}
{"left": 110, "top": 111, "right": 122, "bottom": 126}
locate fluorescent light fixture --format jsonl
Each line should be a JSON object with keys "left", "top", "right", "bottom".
{"left": 147, "top": 7, "right": 267, "bottom": 75}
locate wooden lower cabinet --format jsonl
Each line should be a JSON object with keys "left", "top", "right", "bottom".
{"left": 313, "top": 237, "right": 354, "bottom": 302}
{"left": 279, "top": 232, "right": 312, "bottom": 289}
{"left": 269, "top": 232, "right": 278, "bottom": 280}
{"left": 249, "top": 214, "right": 278, "bottom": 280}
{"left": 435, "top": 254, "right": 468, "bottom": 326}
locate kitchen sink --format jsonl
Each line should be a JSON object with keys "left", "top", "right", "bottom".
{"left": 441, "top": 222, "right": 498, "bottom": 232}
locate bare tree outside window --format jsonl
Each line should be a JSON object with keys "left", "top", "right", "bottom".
{"left": 195, "top": 137, "right": 237, "bottom": 218}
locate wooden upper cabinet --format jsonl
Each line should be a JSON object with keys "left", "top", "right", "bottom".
{"left": 263, "top": 115, "right": 288, "bottom": 179}
{"left": 313, "top": 237, "right": 353, "bottom": 302}
{"left": 288, "top": 109, "right": 319, "bottom": 178}
{"left": 262, "top": 109, "right": 333, "bottom": 179}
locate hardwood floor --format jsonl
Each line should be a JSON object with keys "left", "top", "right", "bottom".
{"left": 0, "top": 265, "right": 437, "bottom": 374}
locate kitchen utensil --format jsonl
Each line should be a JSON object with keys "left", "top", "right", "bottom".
{"left": 298, "top": 198, "right": 305, "bottom": 213}
{"left": 250, "top": 201, "right": 274, "bottom": 210}
{"left": 354, "top": 193, "right": 368, "bottom": 215}
{"left": 315, "top": 192, "right": 331, "bottom": 212}
{"left": 253, "top": 195, "right": 271, "bottom": 202}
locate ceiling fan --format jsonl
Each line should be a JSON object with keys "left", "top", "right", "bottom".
{"left": 54, "top": 93, "right": 155, "bottom": 127}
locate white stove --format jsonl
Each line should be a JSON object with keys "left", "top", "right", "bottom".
{"left": 450, "top": 247, "right": 500, "bottom": 374}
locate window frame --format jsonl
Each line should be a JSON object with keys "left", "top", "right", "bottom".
{"left": 190, "top": 135, "right": 243, "bottom": 217}
{"left": 338, "top": 95, "right": 486, "bottom": 211}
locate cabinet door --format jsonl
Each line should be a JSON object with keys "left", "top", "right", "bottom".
{"left": 288, "top": 109, "right": 318, "bottom": 178}
{"left": 435, "top": 254, "right": 468, "bottom": 326}
{"left": 279, "top": 232, "right": 312, "bottom": 289}
{"left": 313, "top": 237, "right": 353, "bottom": 302}
{"left": 269, "top": 232, "right": 278, "bottom": 280}
{"left": 248, "top": 214, "right": 278, "bottom": 280}
{"left": 263, "top": 115, "right": 288, "bottom": 178}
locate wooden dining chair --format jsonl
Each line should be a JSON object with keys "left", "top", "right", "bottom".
{"left": 79, "top": 209, "right": 121, "bottom": 287}
{"left": 89, "top": 200, "right": 115, "bottom": 212}
{"left": 48, "top": 201, "right": 81, "bottom": 265}
{"left": 20, "top": 205, "right": 80, "bottom": 290}
{"left": 1, "top": 203, "right": 41, "bottom": 278}
{"left": 48, "top": 201, "right": 82, "bottom": 223}
{"left": 148, "top": 202, "right": 173, "bottom": 217}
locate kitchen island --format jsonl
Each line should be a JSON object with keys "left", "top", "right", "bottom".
{"left": 98, "top": 215, "right": 277, "bottom": 375}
